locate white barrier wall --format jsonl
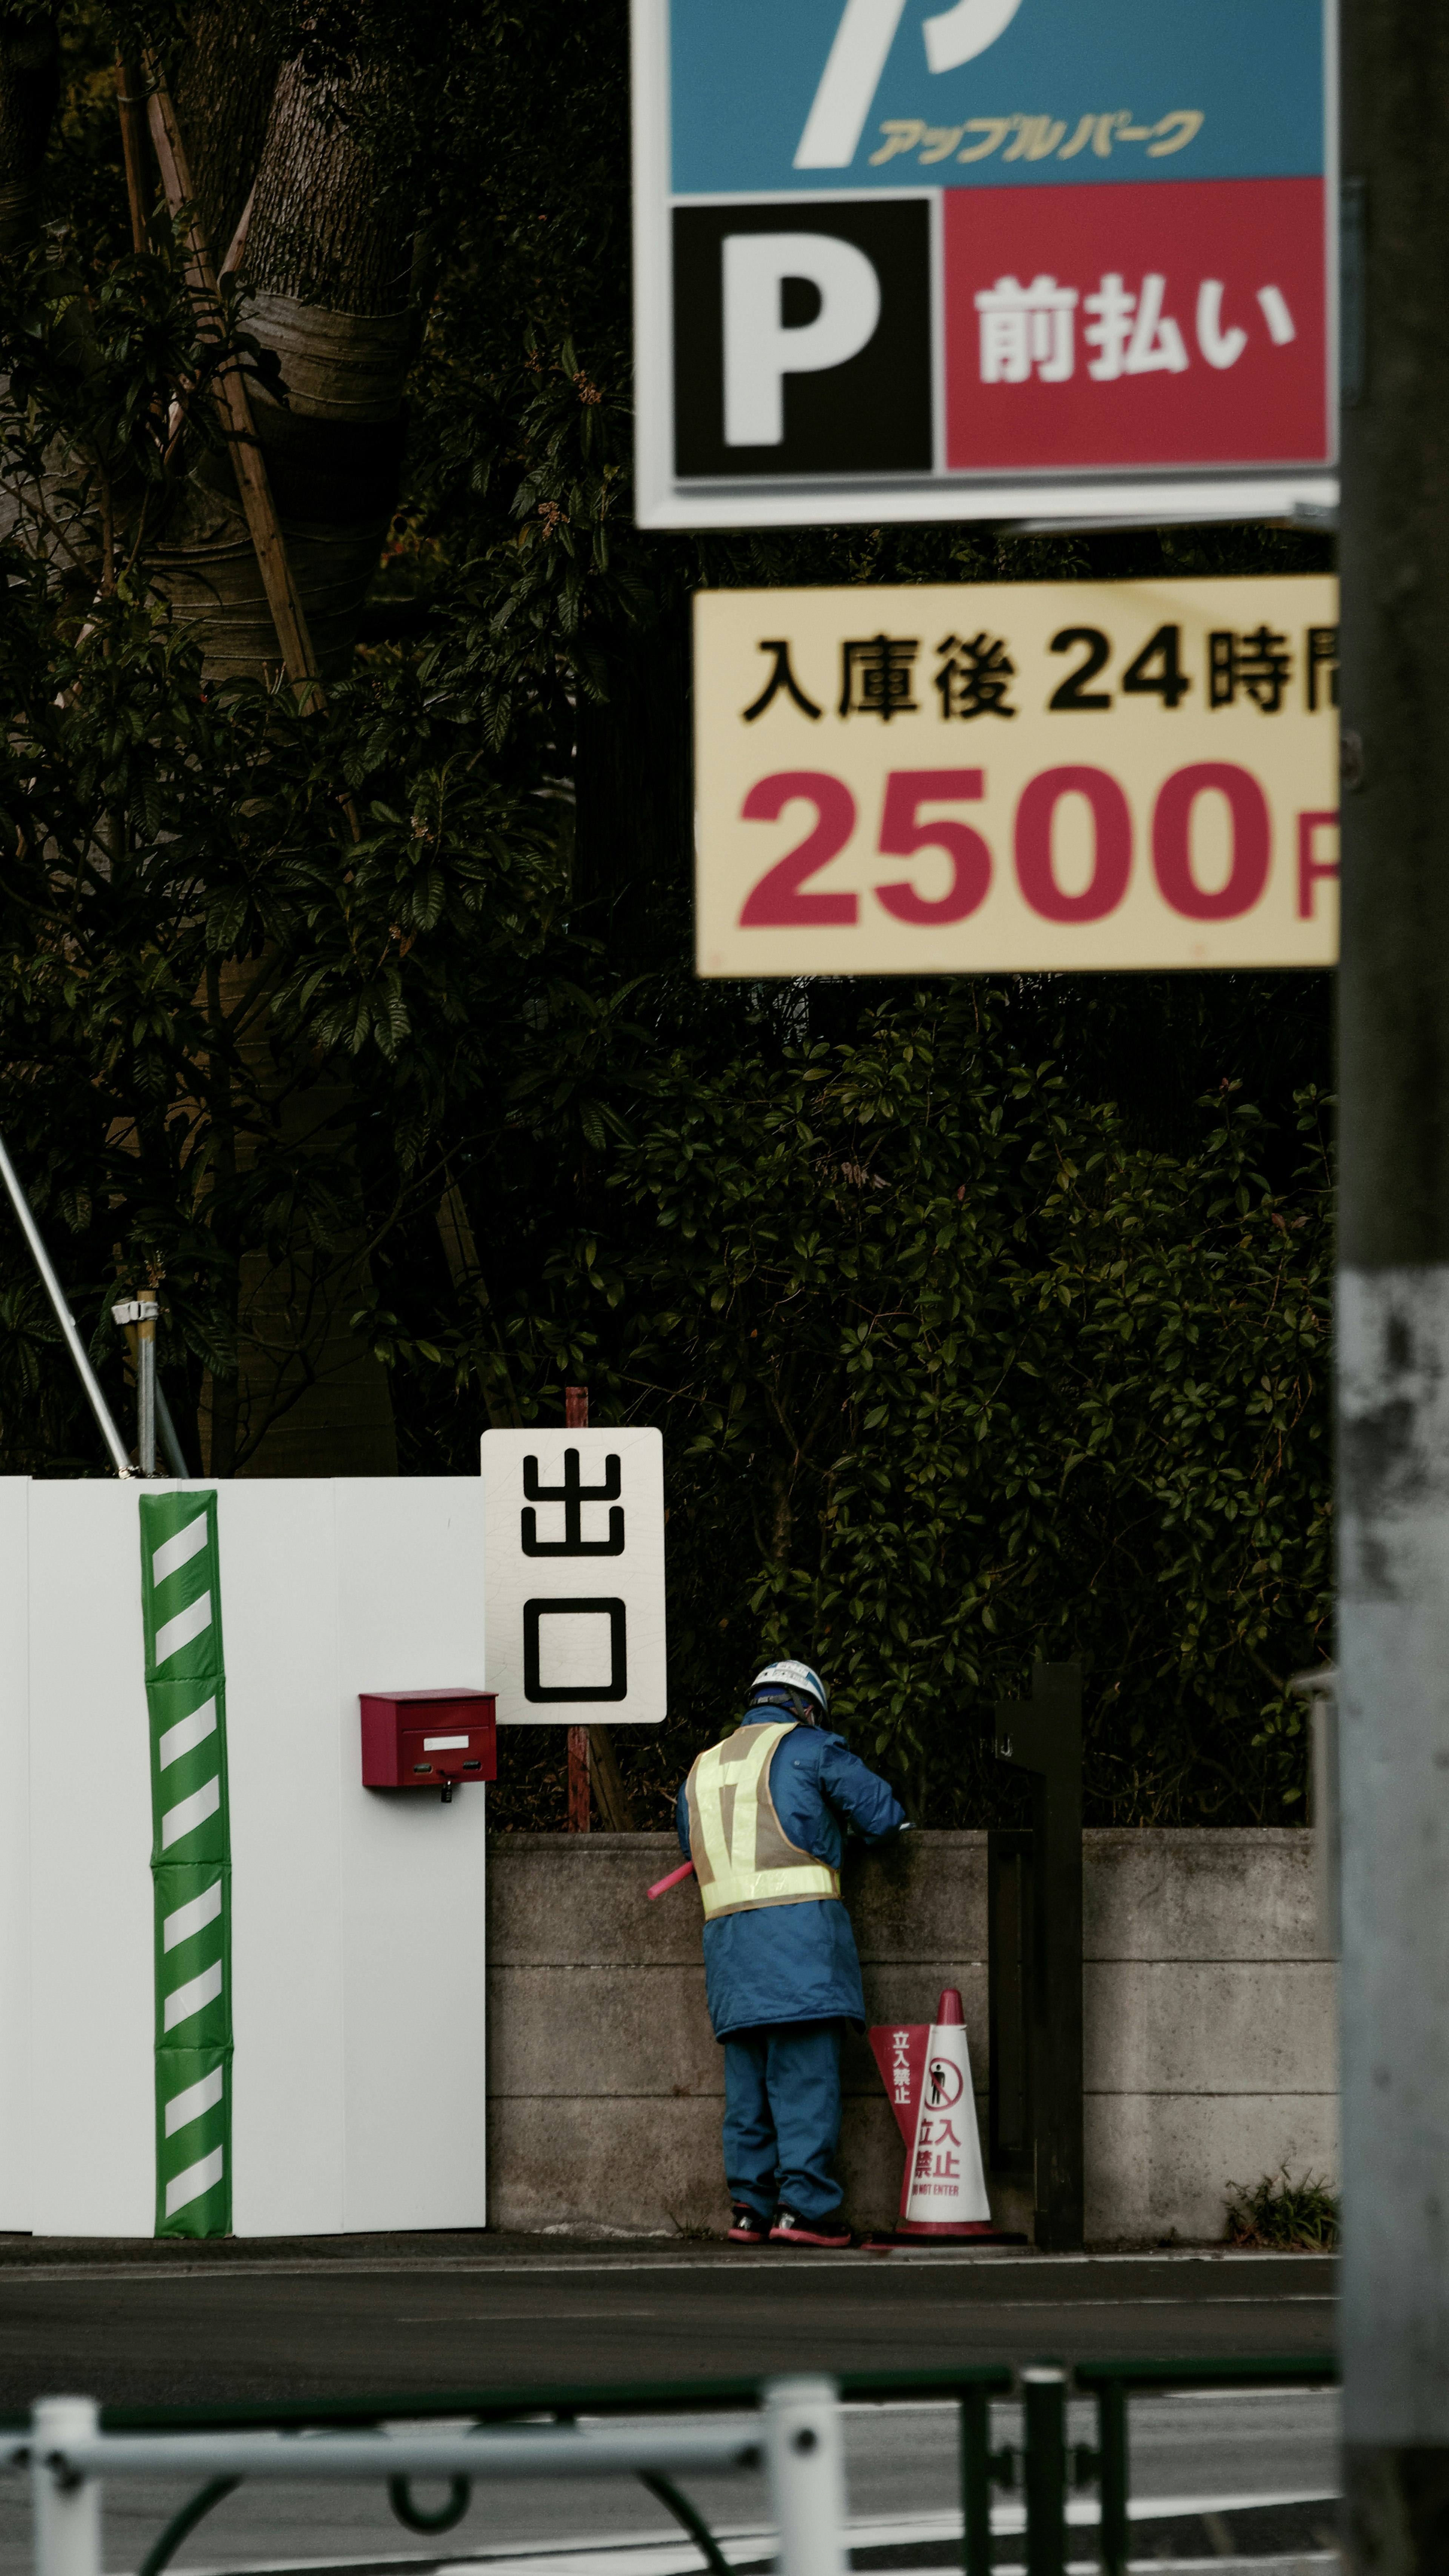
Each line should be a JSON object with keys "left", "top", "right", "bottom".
{"left": 0, "top": 1480, "right": 28, "bottom": 2230}
{"left": 0, "top": 1476, "right": 488, "bottom": 2238}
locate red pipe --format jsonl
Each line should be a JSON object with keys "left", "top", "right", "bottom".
{"left": 647, "top": 1860, "right": 696, "bottom": 1900}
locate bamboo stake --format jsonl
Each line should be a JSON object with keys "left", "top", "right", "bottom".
{"left": 165, "top": 184, "right": 256, "bottom": 455}
{"left": 113, "top": 60, "right": 150, "bottom": 255}
{"left": 221, "top": 184, "right": 255, "bottom": 281}
{"left": 141, "top": 58, "right": 322, "bottom": 710}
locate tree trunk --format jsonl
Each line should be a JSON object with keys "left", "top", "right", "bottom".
{"left": 157, "top": 40, "right": 412, "bottom": 683}
{"left": 159, "top": 34, "right": 414, "bottom": 1475}
{"left": 0, "top": 8, "right": 58, "bottom": 255}
{"left": 172, "top": 0, "right": 283, "bottom": 265}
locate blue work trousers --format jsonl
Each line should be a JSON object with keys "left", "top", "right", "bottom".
{"left": 722, "top": 2018, "right": 844, "bottom": 2222}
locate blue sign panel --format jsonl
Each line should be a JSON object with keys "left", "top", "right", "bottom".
{"left": 671, "top": 0, "right": 1325, "bottom": 198}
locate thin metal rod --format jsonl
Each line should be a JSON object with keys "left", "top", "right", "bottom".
{"left": 154, "top": 1379, "right": 189, "bottom": 1477}
{"left": 0, "top": 1134, "right": 134, "bottom": 1477}
{"left": 114, "top": 1304, "right": 190, "bottom": 1477}
{"left": 39, "top": 2424, "right": 765, "bottom": 2481}
{"left": 137, "top": 2478, "right": 240, "bottom": 2576}
{"left": 137, "top": 1294, "right": 157, "bottom": 1476}
{"left": 637, "top": 2471, "right": 731, "bottom": 2576}
{"left": 115, "top": 1319, "right": 189, "bottom": 1483}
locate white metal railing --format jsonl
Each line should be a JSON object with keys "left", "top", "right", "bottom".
{"left": 11, "top": 2380, "right": 845, "bottom": 2576}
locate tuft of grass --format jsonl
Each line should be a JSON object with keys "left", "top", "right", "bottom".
{"left": 1225, "top": 2166, "right": 1340, "bottom": 2250}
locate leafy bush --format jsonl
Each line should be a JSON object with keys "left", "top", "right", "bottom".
{"left": 1225, "top": 2167, "right": 1340, "bottom": 2251}
{"left": 493, "top": 988, "right": 1332, "bottom": 1829}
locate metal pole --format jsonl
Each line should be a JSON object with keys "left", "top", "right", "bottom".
{"left": 0, "top": 1136, "right": 133, "bottom": 1477}
{"left": 993, "top": 1662, "right": 1084, "bottom": 2250}
{"left": 1290, "top": 1667, "right": 1340, "bottom": 1959}
{"left": 565, "top": 1382, "right": 591, "bottom": 1831}
{"left": 762, "top": 2376, "right": 845, "bottom": 2576}
{"left": 958, "top": 2384, "right": 992, "bottom": 2576}
{"left": 153, "top": 1379, "right": 189, "bottom": 1479}
{"left": 31, "top": 2396, "right": 102, "bottom": 2576}
{"left": 1338, "top": 0, "right": 1449, "bottom": 2561}
{"left": 1095, "top": 2382, "right": 1129, "bottom": 2576}
{"left": 33, "top": 2421, "right": 769, "bottom": 2485}
{"left": 112, "top": 1303, "right": 190, "bottom": 1477}
{"left": 137, "top": 1295, "right": 156, "bottom": 1474}
{"left": 1019, "top": 2369, "right": 1066, "bottom": 2576}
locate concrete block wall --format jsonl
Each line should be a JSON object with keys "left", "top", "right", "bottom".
{"left": 486, "top": 1828, "right": 1338, "bottom": 2243}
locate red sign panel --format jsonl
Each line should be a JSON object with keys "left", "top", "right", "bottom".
{"left": 943, "top": 177, "right": 1329, "bottom": 472}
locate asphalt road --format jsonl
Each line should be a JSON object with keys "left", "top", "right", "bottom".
{"left": 0, "top": 2241, "right": 1336, "bottom": 2411}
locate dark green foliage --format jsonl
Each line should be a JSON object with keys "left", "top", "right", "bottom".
{"left": 483, "top": 993, "right": 1331, "bottom": 1829}
{"left": 1225, "top": 2166, "right": 1340, "bottom": 2250}
{"left": 0, "top": 0, "right": 1334, "bottom": 1830}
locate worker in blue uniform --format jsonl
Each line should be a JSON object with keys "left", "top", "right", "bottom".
{"left": 677, "top": 1658, "right": 909, "bottom": 2247}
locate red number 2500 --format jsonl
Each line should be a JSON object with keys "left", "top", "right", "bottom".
{"left": 737, "top": 765, "right": 1286, "bottom": 928}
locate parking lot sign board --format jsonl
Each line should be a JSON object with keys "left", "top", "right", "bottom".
{"left": 694, "top": 575, "right": 1338, "bottom": 972}
{"left": 481, "top": 1429, "right": 667, "bottom": 1726}
{"left": 632, "top": 0, "right": 1336, "bottom": 527}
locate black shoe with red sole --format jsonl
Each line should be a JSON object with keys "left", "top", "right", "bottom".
{"left": 769, "top": 2207, "right": 852, "bottom": 2248}
{"left": 726, "top": 2202, "right": 771, "bottom": 2243}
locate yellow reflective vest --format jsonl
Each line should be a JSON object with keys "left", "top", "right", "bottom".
{"left": 684, "top": 1721, "right": 841, "bottom": 1921}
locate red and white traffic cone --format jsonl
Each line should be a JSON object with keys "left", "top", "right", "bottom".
{"left": 867, "top": 1987, "right": 1021, "bottom": 2245}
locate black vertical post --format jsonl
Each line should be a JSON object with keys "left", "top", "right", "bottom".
{"left": 1338, "top": 0, "right": 1449, "bottom": 2556}
{"left": 1095, "top": 2381, "right": 1130, "bottom": 2576}
{"left": 994, "top": 1660, "right": 1083, "bottom": 2252}
{"left": 988, "top": 1827, "right": 1034, "bottom": 2179}
{"left": 957, "top": 2385, "right": 992, "bottom": 2576}
{"left": 1020, "top": 2367, "right": 1068, "bottom": 2576}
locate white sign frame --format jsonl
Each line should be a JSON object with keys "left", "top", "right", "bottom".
{"left": 630, "top": 0, "right": 1339, "bottom": 530}
{"left": 481, "top": 1429, "right": 668, "bottom": 1726}
{"left": 693, "top": 573, "right": 1339, "bottom": 973}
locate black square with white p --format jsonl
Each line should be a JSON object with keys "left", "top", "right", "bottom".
{"left": 672, "top": 199, "right": 932, "bottom": 480}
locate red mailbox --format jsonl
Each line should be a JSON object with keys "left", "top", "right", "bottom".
{"left": 360, "top": 1688, "right": 497, "bottom": 1801}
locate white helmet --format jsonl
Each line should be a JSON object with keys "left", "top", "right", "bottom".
{"left": 748, "top": 1659, "right": 829, "bottom": 1723}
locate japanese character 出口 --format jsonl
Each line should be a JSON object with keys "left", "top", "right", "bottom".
{"left": 523, "top": 1596, "right": 629, "bottom": 1703}
{"left": 522, "top": 1448, "right": 625, "bottom": 1555}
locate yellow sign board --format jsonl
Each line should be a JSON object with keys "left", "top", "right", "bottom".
{"left": 694, "top": 577, "right": 1338, "bottom": 974}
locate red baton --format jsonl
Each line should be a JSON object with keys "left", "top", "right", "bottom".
{"left": 647, "top": 1860, "right": 697, "bottom": 1900}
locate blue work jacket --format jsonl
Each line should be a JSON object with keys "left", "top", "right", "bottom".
{"left": 676, "top": 1713, "right": 908, "bottom": 2041}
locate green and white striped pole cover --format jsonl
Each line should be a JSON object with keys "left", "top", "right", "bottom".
{"left": 138, "top": 1491, "right": 232, "bottom": 2238}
